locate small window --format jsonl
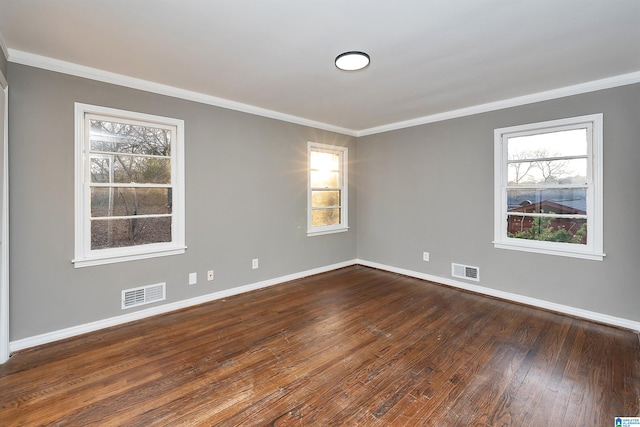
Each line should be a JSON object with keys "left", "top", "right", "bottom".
{"left": 307, "top": 142, "right": 348, "bottom": 236}
{"left": 74, "top": 104, "right": 185, "bottom": 267}
{"left": 494, "top": 114, "right": 603, "bottom": 260}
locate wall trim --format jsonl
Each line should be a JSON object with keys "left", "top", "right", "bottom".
{"left": 0, "top": 86, "right": 8, "bottom": 363}
{"left": 9, "top": 259, "right": 358, "bottom": 353}
{"left": 8, "top": 49, "right": 640, "bottom": 138}
{"left": 9, "top": 257, "right": 639, "bottom": 354}
{"left": 7, "top": 49, "right": 357, "bottom": 137}
{"left": 356, "top": 71, "right": 640, "bottom": 136}
{"left": 357, "top": 259, "right": 640, "bottom": 332}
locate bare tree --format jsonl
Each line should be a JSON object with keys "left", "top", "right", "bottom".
{"left": 90, "top": 120, "right": 172, "bottom": 247}
{"left": 508, "top": 149, "right": 569, "bottom": 184}
{"left": 531, "top": 149, "right": 569, "bottom": 183}
{"left": 508, "top": 152, "right": 536, "bottom": 184}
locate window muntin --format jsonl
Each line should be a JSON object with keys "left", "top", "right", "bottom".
{"left": 494, "top": 114, "right": 603, "bottom": 260}
{"left": 308, "top": 142, "right": 348, "bottom": 235}
{"left": 74, "top": 104, "right": 185, "bottom": 267}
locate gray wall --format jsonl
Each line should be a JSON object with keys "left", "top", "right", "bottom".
{"left": 8, "top": 63, "right": 357, "bottom": 340}
{"left": 357, "top": 83, "right": 640, "bottom": 322}
{"left": 7, "top": 61, "right": 640, "bottom": 342}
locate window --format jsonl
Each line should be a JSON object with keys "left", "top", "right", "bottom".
{"left": 494, "top": 114, "right": 603, "bottom": 260}
{"left": 308, "top": 142, "right": 348, "bottom": 236}
{"left": 74, "top": 104, "right": 185, "bottom": 267}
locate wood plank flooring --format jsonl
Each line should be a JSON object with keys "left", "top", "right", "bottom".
{"left": 0, "top": 265, "right": 638, "bottom": 426}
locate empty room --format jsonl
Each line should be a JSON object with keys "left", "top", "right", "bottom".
{"left": 0, "top": 1, "right": 638, "bottom": 425}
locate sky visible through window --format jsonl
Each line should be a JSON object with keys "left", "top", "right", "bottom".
{"left": 507, "top": 128, "right": 587, "bottom": 185}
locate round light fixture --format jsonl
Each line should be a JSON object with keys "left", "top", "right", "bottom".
{"left": 335, "top": 51, "right": 370, "bottom": 71}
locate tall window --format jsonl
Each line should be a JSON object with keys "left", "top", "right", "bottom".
{"left": 308, "top": 142, "right": 348, "bottom": 236}
{"left": 74, "top": 104, "right": 185, "bottom": 267}
{"left": 494, "top": 114, "right": 603, "bottom": 260}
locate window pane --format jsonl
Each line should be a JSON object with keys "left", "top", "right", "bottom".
{"left": 495, "top": 114, "right": 602, "bottom": 259}
{"left": 307, "top": 143, "right": 348, "bottom": 235}
{"left": 310, "top": 151, "right": 340, "bottom": 171}
{"left": 91, "top": 155, "right": 171, "bottom": 184}
{"left": 312, "top": 208, "right": 341, "bottom": 227}
{"left": 91, "top": 217, "right": 172, "bottom": 249}
{"left": 312, "top": 190, "right": 340, "bottom": 207}
{"left": 507, "top": 214, "right": 587, "bottom": 244}
{"left": 310, "top": 170, "right": 340, "bottom": 188}
{"left": 507, "top": 158, "right": 587, "bottom": 185}
{"left": 90, "top": 157, "right": 112, "bottom": 183}
{"left": 507, "top": 187, "right": 586, "bottom": 214}
{"left": 507, "top": 128, "right": 587, "bottom": 160}
{"left": 91, "top": 187, "right": 172, "bottom": 217}
{"left": 90, "top": 120, "right": 171, "bottom": 156}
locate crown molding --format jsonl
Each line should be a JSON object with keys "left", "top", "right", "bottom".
{"left": 356, "top": 71, "right": 640, "bottom": 136}
{"left": 7, "top": 49, "right": 640, "bottom": 138}
{"left": 7, "top": 49, "right": 358, "bottom": 137}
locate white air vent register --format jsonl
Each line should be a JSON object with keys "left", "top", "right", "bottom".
{"left": 451, "top": 263, "right": 480, "bottom": 282}
{"left": 122, "top": 282, "right": 166, "bottom": 309}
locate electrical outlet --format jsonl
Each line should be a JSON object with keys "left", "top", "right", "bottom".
{"left": 189, "top": 272, "right": 197, "bottom": 285}
{"left": 423, "top": 252, "right": 430, "bottom": 262}
{"left": 252, "top": 258, "right": 259, "bottom": 269}
{"left": 207, "top": 270, "right": 214, "bottom": 281}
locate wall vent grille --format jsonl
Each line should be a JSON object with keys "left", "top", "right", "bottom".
{"left": 451, "top": 263, "right": 480, "bottom": 282}
{"left": 122, "top": 282, "right": 166, "bottom": 310}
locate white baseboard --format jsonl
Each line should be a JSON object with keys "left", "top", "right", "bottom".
{"left": 9, "top": 259, "right": 358, "bottom": 353}
{"left": 9, "top": 257, "right": 638, "bottom": 354}
{"left": 357, "top": 259, "right": 640, "bottom": 332}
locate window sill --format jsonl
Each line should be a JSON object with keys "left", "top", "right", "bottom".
{"left": 307, "top": 227, "right": 349, "bottom": 237}
{"left": 493, "top": 241, "right": 604, "bottom": 261}
{"left": 73, "top": 246, "right": 187, "bottom": 268}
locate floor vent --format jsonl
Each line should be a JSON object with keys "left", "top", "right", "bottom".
{"left": 451, "top": 263, "right": 480, "bottom": 282}
{"left": 122, "top": 282, "right": 166, "bottom": 310}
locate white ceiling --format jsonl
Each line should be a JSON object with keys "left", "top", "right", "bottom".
{"left": 1, "top": 0, "right": 639, "bottom": 135}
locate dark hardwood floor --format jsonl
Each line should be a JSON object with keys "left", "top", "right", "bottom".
{"left": 0, "top": 265, "right": 638, "bottom": 426}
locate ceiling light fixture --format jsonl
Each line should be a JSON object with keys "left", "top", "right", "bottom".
{"left": 335, "top": 51, "right": 370, "bottom": 71}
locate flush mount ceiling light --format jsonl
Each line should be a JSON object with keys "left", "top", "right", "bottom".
{"left": 335, "top": 51, "right": 370, "bottom": 71}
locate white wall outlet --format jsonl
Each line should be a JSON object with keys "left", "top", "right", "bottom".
{"left": 252, "top": 258, "right": 259, "bottom": 269}
{"left": 207, "top": 270, "right": 214, "bottom": 281}
{"left": 189, "top": 272, "right": 197, "bottom": 285}
{"left": 423, "top": 252, "right": 430, "bottom": 262}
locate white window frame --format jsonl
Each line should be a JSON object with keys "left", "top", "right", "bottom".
{"left": 494, "top": 114, "right": 604, "bottom": 261}
{"left": 307, "top": 142, "right": 349, "bottom": 236}
{"left": 73, "top": 103, "right": 186, "bottom": 268}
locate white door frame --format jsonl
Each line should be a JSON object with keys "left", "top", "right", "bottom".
{"left": 0, "top": 72, "right": 9, "bottom": 364}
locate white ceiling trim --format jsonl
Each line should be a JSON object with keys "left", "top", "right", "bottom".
{"left": 8, "top": 49, "right": 640, "bottom": 138}
{"left": 357, "top": 71, "right": 640, "bottom": 137}
{"left": 8, "top": 49, "right": 358, "bottom": 137}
